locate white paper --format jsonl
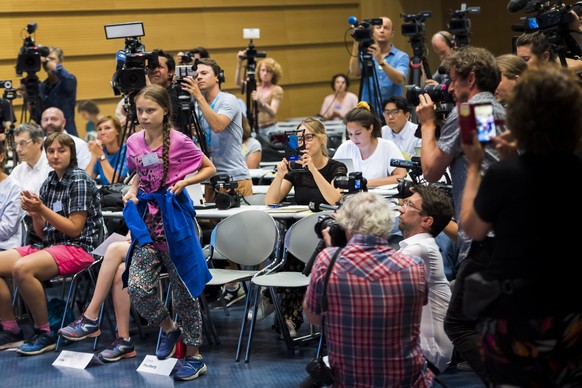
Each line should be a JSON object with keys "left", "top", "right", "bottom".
{"left": 137, "top": 355, "right": 179, "bottom": 376}
{"left": 91, "top": 232, "right": 128, "bottom": 257}
{"left": 52, "top": 350, "right": 97, "bottom": 369}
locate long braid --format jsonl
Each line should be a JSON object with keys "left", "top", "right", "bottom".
{"left": 160, "top": 122, "right": 170, "bottom": 190}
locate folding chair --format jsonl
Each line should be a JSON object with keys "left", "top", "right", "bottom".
{"left": 241, "top": 211, "right": 329, "bottom": 362}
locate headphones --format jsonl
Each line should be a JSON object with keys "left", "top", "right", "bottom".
{"left": 438, "top": 31, "right": 456, "bottom": 49}
{"left": 193, "top": 58, "right": 226, "bottom": 84}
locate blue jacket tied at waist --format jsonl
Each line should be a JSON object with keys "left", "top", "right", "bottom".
{"left": 122, "top": 189, "right": 211, "bottom": 298}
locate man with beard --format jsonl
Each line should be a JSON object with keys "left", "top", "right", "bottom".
{"left": 41, "top": 107, "right": 91, "bottom": 169}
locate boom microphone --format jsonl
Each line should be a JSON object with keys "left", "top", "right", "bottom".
{"left": 390, "top": 158, "right": 421, "bottom": 169}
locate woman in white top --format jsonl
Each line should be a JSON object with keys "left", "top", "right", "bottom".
{"left": 319, "top": 73, "right": 358, "bottom": 121}
{"left": 333, "top": 102, "right": 407, "bottom": 188}
{"left": 0, "top": 141, "right": 24, "bottom": 250}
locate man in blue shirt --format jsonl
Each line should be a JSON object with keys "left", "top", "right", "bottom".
{"left": 34, "top": 47, "right": 78, "bottom": 137}
{"left": 349, "top": 16, "right": 409, "bottom": 118}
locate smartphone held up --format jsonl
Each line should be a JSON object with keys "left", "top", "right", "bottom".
{"left": 458, "top": 102, "right": 496, "bottom": 144}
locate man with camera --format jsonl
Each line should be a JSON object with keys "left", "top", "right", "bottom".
{"left": 348, "top": 16, "right": 409, "bottom": 106}
{"left": 415, "top": 46, "right": 504, "bottom": 385}
{"left": 34, "top": 47, "right": 78, "bottom": 137}
{"left": 303, "top": 191, "right": 433, "bottom": 387}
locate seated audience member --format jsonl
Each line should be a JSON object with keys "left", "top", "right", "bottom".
{"left": 59, "top": 240, "right": 136, "bottom": 362}
{"left": 77, "top": 100, "right": 102, "bottom": 141}
{"left": 40, "top": 107, "right": 91, "bottom": 169}
{"left": 319, "top": 73, "right": 358, "bottom": 121}
{"left": 0, "top": 141, "right": 24, "bottom": 251}
{"left": 0, "top": 132, "right": 103, "bottom": 355}
{"left": 397, "top": 184, "right": 454, "bottom": 373}
{"left": 460, "top": 66, "right": 582, "bottom": 387}
{"left": 495, "top": 54, "right": 527, "bottom": 107}
{"left": 241, "top": 117, "right": 262, "bottom": 169}
{"left": 262, "top": 118, "right": 346, "bottom": 335}
{"left": 304, "top": 192, "right": 434, "bottom": 387}
{"left": 85, "top": 116, "right": 129, "bottom": 185}
{"left": 9, "top": 123, "right": 53, "bottom": 195}
{"left": 333, "top": 102, "right": 407, "bottom": 188}
{"left": 381, "top": 96, "right": 422, "bottom": 157}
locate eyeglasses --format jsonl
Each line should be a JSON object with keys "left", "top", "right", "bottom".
{"left": 383, "top": 109, "right": 401, "bottom": 117}
{"left": 298, "top": 134, "right": 315, "bottom": 144}
{"left": 15, "top": 139, "right": 33, "bottom": 148}
{"left": 401, "top": 200, "right": 423, "bottom": 213}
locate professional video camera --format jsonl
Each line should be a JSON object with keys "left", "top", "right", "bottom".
{"left": 15, "top": 23, "right": 50, "bottom": 77}
{"left": 509, "top": 1, "right": 581, "bottom": 63}
{"left": 211, "top": 174, "right": 241, "bottom": 210}
{"left": 105, "top": 22, "right": 159, "bottom": 96}
{"left": 401, "top": 11, "right": 432, "bottom": 38}
{"left": 447, "top": 4, "right": 481, "bottom": 47}
{"left": 0, "top": 80, "right": 18, "bottom": 101}
{"left": 348, "top": 16, "right": 384, "bottom": 52}
{"left": 400, "top": 11, "right": 433, "bottom": 87}
{"left": 333, "top": 171, "right": 368, "bottom": 194}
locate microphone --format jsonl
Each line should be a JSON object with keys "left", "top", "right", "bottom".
{"left": 348, "top": 16, "right": 358, "bottom": 26}
{"left": 390, "top": 158, "right": 421, "bottom": 169}
{"left": 115, "top": 50, "right": 126, "bottom": 72}
{"left": 507, "top": 0, "right": 529, "bottom": 13}
{"left": 308, "top": 201, "right": 338, "bottom": 212}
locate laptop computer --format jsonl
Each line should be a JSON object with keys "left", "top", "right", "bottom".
{"left": 334, "top": 158, "right": 355, "bottom": 174}
{"left": 186, "top": 183, "right": 216, "bottom": 209}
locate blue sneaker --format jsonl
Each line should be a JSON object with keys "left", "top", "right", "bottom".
{"left": 156, "top": 326, "right": 181, "bottom": 360}
{"left": 17, "top": 329, "right": 56, "bottom": 355}
{"left": 58, "top": 314, "right": 101, "bottom": 341}
{"left": 174, "top": 355, "right": 207, "bottom": 381}
{"left": 98, "top": 337, "right": 137, "bottom": 362}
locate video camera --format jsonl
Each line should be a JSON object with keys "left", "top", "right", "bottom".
{"left": 348, "top": 16, "right": 384, "bottom": 52}
{"left": 401, "top": 11, "right": 432, "bottom": 38}
{"left": 510, "top": 1, "right": 580, "bottom": 60}
{"left": 211, "top": 174, "right": 241, "bottom": 210}
{"left": 447, "top": 4, "right": 481, "bottom": 47}
{"left": 105, "top": 22, "right": 159, "bottom": 96}
{"left": 0, "top": 80, "right": 18, "bottom": 100}
{"left": 15, "top": 22, "right": 50, "bottom": 76}
{"left": 333, "top": 171, "right": 368, "bottom": 194}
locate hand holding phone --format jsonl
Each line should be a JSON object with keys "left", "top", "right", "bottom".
{"left": 459, "top": 102, "right": 496, "bottom": 144}
{"left": 285, "top": 131, "right": 305, "bottom": 170}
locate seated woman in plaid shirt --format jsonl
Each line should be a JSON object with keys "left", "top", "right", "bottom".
{"left": 0, "top": 132, "right": 104, "bottom": 356}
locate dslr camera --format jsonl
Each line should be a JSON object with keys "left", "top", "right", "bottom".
{"left": 105, "top": 22, "right": 159, "bottom": 96}
{"left": 333, "top": 172, "right": 367, "bottom": 194}
{"left": 211, "top": 174, "right": 241, "bottom": 210}
{"left": 16, "top": 22, "right": 50, "bottom": 76}
{"left": 298, "top": 357, "right": 335, "bottom": 388}
{"left": 314, "top": 214, "right": 347, "bottom": 248}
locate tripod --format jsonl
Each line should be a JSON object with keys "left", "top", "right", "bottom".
{"left": 20, "top": 73, "right": 41, "bottom": 124}
{"left": 176, "top": 87, "right": 207, "bottom": 156}
{"left": 111, "top": 93, "right": 139, "bottom": 184}
{"left": 241, "top": 40, "right": 261, "bottom": 135}
{"left": 357, "top": 47, "right": 386, "bottom": 125}
{"left": 407, "top": 37, "right": 432, "bottom": 124}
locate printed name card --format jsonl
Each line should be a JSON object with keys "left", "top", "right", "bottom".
{"left": 53, "top": 350, "right": 100, "bottom": 369}
{"left": 137, "top": 355, "right": 178, "bottom": 376}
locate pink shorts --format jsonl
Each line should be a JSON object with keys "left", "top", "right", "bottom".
{"left": 14, "top": 245, "right": 94, "bottom": 276}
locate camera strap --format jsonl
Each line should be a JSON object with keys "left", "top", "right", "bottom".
{"left": 320, "top": 247, "right": 342, "bottom": 328}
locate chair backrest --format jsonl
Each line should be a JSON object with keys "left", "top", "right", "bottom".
{"left": 243, "top": 193, "right": 267, "bottom": 205}
{"left": 284, "top": 211, "right": 333, "bottom": 264}
{"left": 212, "top": 210, "right": 279, "bottom": 266}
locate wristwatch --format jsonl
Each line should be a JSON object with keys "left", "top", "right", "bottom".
{"left": 100, "top": 155, "right": 106, "bottom": 161}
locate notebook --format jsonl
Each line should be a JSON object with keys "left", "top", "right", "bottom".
{"left": 334, "top": 158, "right": 355, "bottom": 174}
{"left": 186, "top": 183, "right": 216, "bottom": 209}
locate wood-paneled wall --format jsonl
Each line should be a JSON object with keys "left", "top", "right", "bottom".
{"left": 0, "top": 0, "right": 517, "bottom": 138}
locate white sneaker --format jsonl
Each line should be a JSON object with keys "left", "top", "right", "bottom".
{"left": 247, "top": 294, "right": 275, "bottom": 321}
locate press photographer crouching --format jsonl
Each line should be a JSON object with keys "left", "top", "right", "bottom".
{"left": 303, "top": 191, "right": 434, "bottom": 387}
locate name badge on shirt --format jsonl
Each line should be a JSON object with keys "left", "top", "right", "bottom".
{"left": 142, "top": 153, "right": 160, "bottom": 167}
{"left": 53, "top": 200, "right": 63, "bottom": 212}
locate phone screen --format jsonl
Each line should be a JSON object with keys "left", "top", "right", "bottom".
{"left": 474, "top": 103, "right": 496, "bottom": 143}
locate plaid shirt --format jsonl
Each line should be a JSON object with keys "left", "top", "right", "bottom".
{"left": 35, "top": 167, "right": 103, "bottom": 253}
{"left": 305, "top": 235, "right": 433, "bottom": 387}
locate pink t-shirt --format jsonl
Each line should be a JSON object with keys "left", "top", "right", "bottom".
{"left": 126, "top": 129, "right": 204, "bottom": 249}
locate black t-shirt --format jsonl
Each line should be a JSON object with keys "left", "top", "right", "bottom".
{"left": 284, "top": 158, "right": 347, "bottom": 205}
{"left": 0, "top": 99, "right": 14, "bottom": 129}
